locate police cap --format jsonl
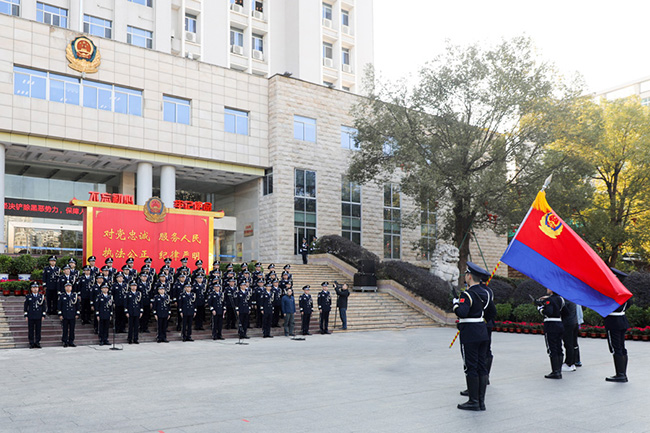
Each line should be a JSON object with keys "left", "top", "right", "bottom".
{"left": 466, "top": 262, "right": 491, "bottom": 282}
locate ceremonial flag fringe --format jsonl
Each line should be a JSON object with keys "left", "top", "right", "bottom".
{"left": 500, "top": 191, "right": 632, "bottom": 317}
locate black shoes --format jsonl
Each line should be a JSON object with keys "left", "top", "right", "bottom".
{"left": 457, "top": 376, "right": 481, "bottom": 411}
{"left": 545, "top": 356, "right": 563, "bottom": 379}
{"left": 606, "top": 355, "right": 628, "bottom": 383}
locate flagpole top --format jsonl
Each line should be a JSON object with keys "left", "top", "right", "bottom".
{"left": 541, "top": 174, "right": 553, "bottom": 191}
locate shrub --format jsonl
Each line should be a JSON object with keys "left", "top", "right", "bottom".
{"left": 625, "top": 305, "right": 646, "bottom": 328}
{"left": 495, "top": 303, "right": 513, "bottom": 321}
{"left": 623, "top": 272, "right": 650, "bottom": 309}
{"left": 36, "top": 254, "right": 52, "bottom": 270}
{"left": 0, "top": 255, "right": 12, "bottom": 273}
{"left": 488, "top": 279, "right": 515, "bottom": 304}
{"left": 378, "top": 260, "right": 452, "bottom": 311}
{"left": 314, "top": 235, "right": 380, "bottom": 270}
{"left": 31, "top": 269, "right": 43, "bottom": 281}
{"left": 10, "top": 254, "right": 37, "bottom": 275}
{"left": 510, "top": 279, "right": 547, "bottom": 307}
{"left": 219, "top": 261, "right": 258, "bottom": 274}
{"left": 56, "top": 256, "right": 74, "bottom": 269}
{"left": 0, "top": 281, "right": 32, "bottom": 292}
{"left": 583, "top": 308, "right": 604, "bottom": 326}
{"left": 512, "top": 303, "right": 541, "bottom": 323}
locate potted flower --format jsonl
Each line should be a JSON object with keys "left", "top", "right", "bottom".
{"left": 0, "top": 255, "right": 11, "bottom": 282}
{"left": 11, "top": 254, "right": 36, "bottom": 281}
{"left": 14, "top": 282, "right": 23, "bottom": 297}
{"left": 0, "top": 282, "right": 10, "bottom": 296}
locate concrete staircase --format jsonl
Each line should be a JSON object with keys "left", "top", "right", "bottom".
{"left": 0, "top": 264, "right": 437, "bottom": 349}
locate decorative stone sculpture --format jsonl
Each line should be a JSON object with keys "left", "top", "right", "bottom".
{"left": 430, "top": 243, "right": 460, "bottom": 284}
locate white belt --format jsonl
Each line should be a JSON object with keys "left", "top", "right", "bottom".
{"left": 459, "top": 318, "right": 484, "bottom": 323}
{"left": 544, "top": 318, "right": 562, "bottom": 322}
{"left": 608, "top": 312, "right": 626, "bottom": 316}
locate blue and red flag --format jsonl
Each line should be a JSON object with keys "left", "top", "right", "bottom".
{"left": 500, "top": 191, "right": 632, "bottom": 317}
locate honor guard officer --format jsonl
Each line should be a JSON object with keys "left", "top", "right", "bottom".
{"left": 224, "top": 278, "right": 238, "bottom": 329}
{"left": 265, "top": 264, "right": 276, "bottom": 283}
{"left": 260, "top": 282, "right": 274, "bottom": 338}
{"left": 453, "top": 262, "right": 493, "bottom": 411}
{"left": 24, "top": 282, "right": 46, "bottom": 348}
{"left": 104, "top": 257, "right": 116, "bottom": 281}
{"left": 299, "top": 285, "right": 313, "bottom": 335}
{"left": 152, "top": 286, "right": 171, "bottom": 343}
{"left": 271, "top": 279, "right": 282, "bottom": 327}
{"left": 125, "top": 281, "right": 143, "bottom": 344}
{"left": 95, "top": 284, "right": 113, "bottom": 346}
{"left": 235, "top": 282, "right": 251, "bottom": 339}
{"left": 176, "top": 257, "right": 190, "bottom": 280}
{"left": 238, "top": 262, "right": 249, "bottom": 282}
{"left": 208, "top": 283, "right": 225, "bottom": 340}
{"left": 121, "top": 265, "right": 133, "bottom": 285}
{"left": 125, "top": 257, "right": 136, "bottom": 276}
{"left": 68, "top": 258, "right": 79, "bottom": 291}
{"left": 58, "top": 282, "right": 79, "bottom": 347}
{"left": 605, "top": 268, "right": 632, "bottom": 383}
{"left": 179, "top": 283, "right": 197, "bottom": 341}
{"left": 112, "top": 272, "right": 128, "bottom": 333}
{"left": 192, "top": 260, "right": 206, "bottom": 281}
{"left": 43, "top": 255, "right": 60, "bottom": 315}
{"left": 100, "top": 265, "right": 113, "bottom": 287}
{"left": 87, "top": 255, "right": 99, "bottom": 278}
{"left": 252, "top": 262, "right": 264, "bottom": 285}
{"left": 281, "top": 264, "right": 293, "bottom": 282}
{"left": 537, "top": 288, "right": 566, "bottom": 380}
{"left": 252, "top": 278, "right": 264, "bottom": 328}
{"left": 208, "top": 261, "right": 221, "bottom": 286}
{"left": 137, "top": 270, "right": 153, "bottom": 333}
{"left": 172, "top": 273, "right": 188, "bottom": 331}
{"left": 79, "top": 266, "right": 95, "bottom": 325}
{"left": 155, "top": 272, "right": 171, "bottom": 294}
{"left": 143, "top": 257, "right": 156, "bottom": 276}
{"left": 317, "top": 282, "right": 332, "bottom": 334}
{"left": 57, "top": 265, "right": 74, "bottom": 295}
{"left": 163, "top": 257, "right": 175, "bottom": 278}
{"left": 90, "top": 274, "right": 105, "bottom": 334}
{"left": 193, "top": 274, "right": 207, "bottom": 330}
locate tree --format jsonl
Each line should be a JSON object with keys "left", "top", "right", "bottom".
{"left": 347, "top": 37, "right": 582, "bottom": 283}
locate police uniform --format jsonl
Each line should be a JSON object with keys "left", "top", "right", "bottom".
{"left": 224, "top": 279, "right": 238, "bottom": 329}
{"left": 95, "top": 285, "right": 113, "bottom": 345}
{"left": 163, "top": 258, "right": 175, "bottom": 280}
{"left": 57, "top": 266, "right": 75, "bottom": 295}
{"left": 125, "top": 283, "right": 143, "bottom": 344}
{"left": 152, "top": 290, "right": 171, "bottom": 343}
{"left": 281, "top": 264, "right": 293, "bottom": 283}
{"left": 58, "top": 284, "right": 79, "bottom": 347}
{"left": 208, "top": 284, "right": 225, "bottom": 340}
{"left": 112, "top": 275, "right": 128, "bottom": 333}
{"left": 24, "top": 282, "right": 46, "bottom": 348}
{"left": 86, "top": 256, "right": 100, "bottom": 280}
{"left": 78, "top": 268, "right": 95, "bottom": 324}
{"left": 253, "top": 280, "right": 264, "bottom": 328}
{"left": 179, "top": 285, "right": 197, "bottom": 341}
{"left": 299, "top": 240, "right": 310, "bottom": 264}
{"left": 251, "top": 263, "right": 264, "bottom": 286}
{"left": 192, "top": 260, "right": 206, "bottom": 282}
{"left": 260, "top": 283, "right": 274, "bottom": 338}
{"left": 605, "top": 268, "right": 632, "bottom": 382}
{"left": 104, "top": 257, "right": 116, "bottom": 282}
{"left": 137, "top": 272, "right": 153, "bottom": 333}
{"left": 175, "top": 258, "right": 190, "bottom": 280}
{"left": 172, "top": 275, "right": 188, "bottom": 331}
{"left": 43, "top": 256, "right": 60, "bottom": 315}
{"left": 192, "top": 276, "right": 207, "bottom": 330}
{"left": 299, "top": 286, "right": 313, "bottom": 335}
{"left": 68, "top": 258, "right": 80, "bottom": 292}
{"left": 90, "top": 275, "right": 104, "bottom": 334}
{"left": 235, "top": 285, "right": 251, "bottom": 338}
{"left": 538, "top": 291, "right": 565, "bottom": 379}
{"left": 271, "top": 281, "right": 282, "bottom": 327}
{"left": 317, "top": 282, "right": 332, "bottom": 334}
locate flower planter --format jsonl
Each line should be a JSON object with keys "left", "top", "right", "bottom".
{"left": 600, "top": 333, "right": 607, "bottom": 339}
{"left": 2, "top": 289, "right": 9, "bottom": 296}
{"left": 0, "top": 273, "right": 8, "bottom": 282}
{"left": 590, "top": 333, "right": 598, "bottom": 338}
{"left": 14, "top": 290, "right": 22, "bottom": 297}
{"left": 23, "top": 289, "right": 29, "bottom": 295}
{"left": 642, "top": 335, "right": 649, "bottom": 341}
{"left": 17, "top": 274, "right": 31, "bottom": 281}
{"left": 579, "top": 332, "right": 587, "bottom": 337}
{"left": 523, "top": 329, "right": 529, "bottom": 334}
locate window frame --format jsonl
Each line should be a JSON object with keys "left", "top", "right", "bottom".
{"left": 341, "top": 126, "right": 359, "bottom": 150}
{"left": 224, "top": 107, "right": 249, "bottom": 135}
{"left": 293, "top": 115, "right": 317, "bottom": 142}
{"left": 341, "top": 9, "right": 350, "bottom": 27}
{"left": 128, "top": 0, "right": 153, "bottom": 7}
{"left": 383, "top": 183, "right": 401, "bottom": 259}
{"left": 0, "top": 0, "right": 20, "bottom": 16}
{"left": 323, "top": 42, "right": 333, "bottom": 60}
{"left": 163, "top": 95, "right": 191, "bottom": 125}
{"left": 342, "top": 47, "right": 351, "bottom": 66}
{"left": 37, "top": 2, "right": 68, "bottom": 28}
{"left": 341, "top": 177, "right": 362, "bottom": 245}
{"left": 127, "top": 25, "right": 153, "bottom": 49}
{"left": 83, "top": 14, "right": 112, "bottom": 39}
{"left": 322, "top": 2, "right": 332, "bottom": 20}
{"left": 263, "top": 168, "right": 273, "bottom": 196}
{"left": 185, "top": 13, "right": 197, "bottom": 33}
{"left": 294, "top": 169, "right": 317, "bottom": 254}
{"left": 252, "top": 33, "right": 264, "bottom": 52}
{"left": 230, "top": 27, "right": 244, "bottom": 47}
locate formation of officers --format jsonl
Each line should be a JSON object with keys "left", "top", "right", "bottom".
{"left": 25, "top": 255, "right": 339, "bottom": 348}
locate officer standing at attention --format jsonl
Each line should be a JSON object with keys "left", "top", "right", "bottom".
{"left": 125, "top": 281, "right": 143, "bottom": 344}
{"left": 235, "top": 281, "right": 251, "bottom": 339}
{"left": 453, "top": 262, "right": 494, "bottom": 411}
{"left": 43, "top": 255, "right": 60, "bottom": 315}
{"left": 208, "top": 282, "right": 225, "bottom": 340}
{"left": 68, "top": 258, "right": 79, "bottom": 292}
{"left": 224, "top": 278, "right": 238, "bottom": 330}
{"left": 58, "top": 282, "right": 79, "bottom": 348}
{"left": 537, "top": 288, "right": 566, "bottom": 379}
{"left": 260, "top": 282, "right": 274, "bottom": 338}
{"left": 605, "top": 268, "right": 632, "bottom": 383}
{"left": 112, "top": 272, "right": 128, "bottom": 333}
{"left": 299, "top": 238, "right": 310, "bottom": 264}
{"left": 78, "top": 265, "right": 95, "bottom": 325}
{"left": 87, "top": 255, "right": 100, "bottom": 279}
{"left": 317, "top": 282, "right": 332, "bottom": 334}
{"left": 152, "top": 285, "right": 171, "bottom": 343}
{"left": 137, "top": 271, "right": 152, "bottom": 334}
{"left": 180, "top": 283, "right": 197, "bottom": 341}
{"left": 90, "top": 274, "right": 105, "bottom": 334}
{"left": 172, "top": 273, "right": 187, "bottom": 331}
{"left": 24, "top": 281, "right": 46, "bottom": 348}
{"left": 299, "top": 285, "right": 313, "bottom": 336}
{"left": 95, "top": 283, "right": 113, "bottom": 346}
{"left": 193, "top": 274, "right": 207, "bottom": 330}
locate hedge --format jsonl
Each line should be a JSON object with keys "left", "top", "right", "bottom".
{"left": 314, "top": 235, "right": 380, "bottom": 269}
{"left": 378, "top": 260, "right": 452, "bottom": 311}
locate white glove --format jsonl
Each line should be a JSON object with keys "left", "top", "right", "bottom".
{"left": 452, "top": 298, "right": 459, "bottom": 304}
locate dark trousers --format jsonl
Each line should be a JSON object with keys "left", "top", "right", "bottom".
{"left": 176, "top": 305, "right": 182, "bottom": 331}
{"left": 140, "top": 303, "right": 151, "bottom": 331}
{"left": 607, "top": 328, "right": 627, "bottom": 356}
{"left": 98, "top": 318, "right": 110, "bottom": 343}
{"left": 61, "top": 318, "right": 75, "bottom": 344}
{"left": 226, "top": 307, "right": 236, "bottom": 329}
{"left": 460, "top": 339, "right": 488, "bottom": 377}
{"left": 251, "top": 305, "right": 259, "bottom": 327}
{"left": 46, "top": 289, "right": 57, "bottom": 314}
{"left": 563, "top": 323, "right": 579, "bottom": 365}
{"left": 262, "top": 312, "right": 273, "bottom": 337}
{"left": 28, "top": 318, "right": 42, "bottom": 344}
{"left": 301, "top": 312, "right": 311, "bottom": 335}
{"left": 272, "top": 306, "right": 281, "bottom": 327}
{"left": 211, "top": 313, "right": 223, "bottom": 338}
{"left": 80, "top": 298, "right": 92, "bottom": 323}
{"left": 319, "top": 310, "right": 330, "bottom": 333}
{"left": 115, "top": 305, "right": 126, "bottom": 332}
{"left": 194, "top": 305, "right": 205, "bottom": 329}
{"left": 182, "top": 314, "right": 194, "bottom": 340}
{"left": 128, "top": 315, "right": 139, "bottom": 342}
{"left": 157, "top": 316, "right": 168, "bottom": 341}
{"left": 339, "top": 308, "right": 347, "bottom": 329}
{"left": 239, "top": 311, "right": 249, "bottom": 337}
{"left": 544, "top": 331, "right": 564, "bottom": 358}
{"left": 301, "top": 253, "right": 308, "bottom": 264}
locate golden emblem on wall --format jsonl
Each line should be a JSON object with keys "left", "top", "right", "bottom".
{"left": 66, "top": 36, "right": 101, "bottom": 73}
{"left": 144, "top": 197, "right": 167, "bottom": 223}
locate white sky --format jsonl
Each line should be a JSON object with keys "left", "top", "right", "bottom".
{"left": 373, "top": 0, "right": 650, "bottom": 94}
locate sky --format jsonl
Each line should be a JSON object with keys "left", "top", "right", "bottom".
{"left": 373, "top": 0, "right": 650, "bottom": 94}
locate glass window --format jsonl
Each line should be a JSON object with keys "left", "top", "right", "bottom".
{"left": 128, "top": 0, "right": 153, "bottom": 6}
{"left": 341, "top": 126, "right": 359, "bottom": 150}
{"left": 294, "top": 115, "right": 316, "bottom": 142}
{"left": 83, "top": 80, "right": 113, "bottom": 111}
{"left": 263, "top": 168, "right": 273, "bottom": 195}
{"left": 224, "top": 108, "right": 249, "bottom": 135}
{"left": 0, "top": 0, "right": 20, "bottom": 16}
{"left": 13, "top": 66, "right": 46, "bottom": 100}
{"left": 420, "top": 201, "right": 437, "bottom": 260}
{"left": 252, "top": 0, "right": 263, "bottom": 12}
{"left": 83, "top": 15, "right": 112, "bottom": 39}
{"left": 295, "top": 169, "right": 317, "bottom": 254}
{"left": 49, "top": 73, "right": 80, "bottom": 105}
{"left": 163, "top": 95, "right": 191, "bottom": 125}
{"left": 342, "top": 177, "right": 361, "bottom": 244}
{"left": 323, "top": 42, "right": 333, "bottom": 60}
{"left": 322, "top": 2, "right": 332, "bottom": 20}
{"left": 252, "top": 34, "right": 264, "bottom": 52}
{"left": 185, "top": 13, "right": 197, "bottom": 33}
{"left": 230, "top": 28, "right": 244, "bottom": 47}
{"left": 383, "top": 183, "right": 401, "bottom": 259}
{"left": 231, "top": 0, "right": 244, "bottom": 5}
{"left": 127, "top": 25, "right": 153, "bottom": 49}
{"left": 342, "top": 47, "right": 350, "bottom": 65}
{"left": 114, "top": 86, "right": 142, "bottom": 116}
{"left": 37, "top": 2, "right": 68, "bottom": 28}
{"left": 341, "top": 9, "right": 349, "bottom": 27}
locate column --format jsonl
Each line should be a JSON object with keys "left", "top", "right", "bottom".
{"left": 0, "top": 143, "right": 5, "bottom": 253}
{"left": 160, "top": 165, "right": 176, "bottom": 208}
{"left": 136, "top": 162, "right": 153, "bottom": 206}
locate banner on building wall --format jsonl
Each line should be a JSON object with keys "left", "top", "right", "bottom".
{"left": 72, "top": 198, "right": 224, "bottom": 270}
{"left": 5, "top": 198, "right": 84, "bottom": 221}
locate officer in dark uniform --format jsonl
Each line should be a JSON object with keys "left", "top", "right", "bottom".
{"left": 155, "top": 272, "right": 171, "bottom": 294}
{"left": 224, "top": 277, "right": 238, "bottom": 329}
{"left": 317, "top": 282, "right": 332, "bottom": 334}
{"left": 68, "top": 258, "right": 79, "bottom": 292}
{"left": 235, "top": 282, "right": 251, "bottom": 339}
{"left": 100, "top": 265, "right": 113, "bottom": 288}
{"left": 152, "top": 285, "right": 171, "bottom": 343}
{"left": 24, "top": 281, "right": 46, "bottom": 348}
{"left": 252, "top": 278, "right": 264, "bottom": 328}
{"left": 179, "top": 283, "right": 196, "bottom": 341}
{"left": 192, "top": 259, "right": 206, "bottom": 282}
{"left": 87, "top": 255, "right": 99, "bottom": 279}
{"left": 271, "top": 279, "right": 283, "bottom": 327}
{"left": 163, "top": 257, "right": 175, "bottom": 279}
{"left": 78, "top": 265, "right": 95, "bottom": 324}
{"left": 605, "top": 268, "right": 632, "bottom": 383}
{"left": 137, "top": 271, "right": 152, "bottom": 333}
{"left": 237, "top": 262, "right": 249, "bottom": 282}
{"left": 104, "top": 257, "right": 116, "bottom": 281}
{"left": 57, "top": 265, "right": 75, "bottom": 296}
{"left": 95, "top": 283, "right": 113, "bottom": 345}
{"left": 193, "top": 274, "right": 207, "bottom": 330}
{"left": 299, "top": 238, "right": 309, "bottom": 264}
{"left": 125, "top": 257, "right": 136, "bottom": 278}
{"left": 260, "top": 282, "right": 274, "bottom": 338}
{"left": 58, "top": 282, "right": 79, "bottom": 347}
{"left": 175, "top": 257, "right": 190, "bottom": 280}
{"left": 43, "top": 255, "right": 60, "bottom": 315}
{"left": 90, "top": 274, "right": 104, "bottom": 334}
{"left": 143, "top": 257, "right": 155, "bottom": 276}
{"left": 172, "top": 273, "right": 188, "bottom": 331}
{"left": 299, "top": 285, "right": 313, "bottom": 336}
{"left": 265, "top": 263, "right": 276, "bottom": 283}
{"left": 112, "top": 272, "right": 128, "bottom": 333}
{"left": 537, "top": 288, "right": 565, "bottom": 379}
{"left": 252, "top": 262, "right": 264, "bottom": 285}
{"left": 208, "top": 263, "right": 221, "bottom": 287}
{"left": 121, "top": 265, "right": 134, "bottom": 286}
{"left": 125, "top": 281, "right": 143, "bottom": 344}
{"left": 208, "top": 282, "right": 225, "bottom": 340}
{"left": 281, "top": 264, "right": 293, "bottom": 282}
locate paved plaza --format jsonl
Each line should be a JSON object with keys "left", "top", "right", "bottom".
{"left": 0, "top": 327, "right": 648, "bottom": 433}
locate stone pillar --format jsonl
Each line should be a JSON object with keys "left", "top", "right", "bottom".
{"left": 0, "top": 143, "right": 5, "bottom": 253}
{"left": 160, "top": 165, "right": 176, "bottom": 208}
{"left": 120, "top": 172, "right": 135, "bottom": 198}
{"left": 136, "top": 162, "right": 153, "bottom": 206}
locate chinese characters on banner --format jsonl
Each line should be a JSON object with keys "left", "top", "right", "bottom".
{"left": 88, "top": 207, "right": 211, "bottom": 270}
{"left": 5, "top": 198, "right": 83, "bottom": 221}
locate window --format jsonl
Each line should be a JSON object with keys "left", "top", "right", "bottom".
{"left": 384, "top": 183, "right": 401, "bottom": 259}
{"left": 127, "top": 26, "right": 153, "bottom": 49}
{"left": 341, "top": 9, "right": 350, "bottom": 27}
{"left": 84, "top": 15, "right": 112, "bottom": 39}
{"left": 129, "top": 0, "right": 153, "bottom": 6}
{"left": 294, "top": 115, "right": 316, "bottom": 142}
{"left": 230, "top": 28, "right": 244, "bottom": 47}
{"left": 252, "top": 33, "right": 264, "bottom": 52}
{"left": 342, "top": 177, "right": 361, "bottom": 245}
{"left": 341, "top": 126, "right": 359, "bottom": 150}
{"left": 14, "top": 66, "right": 142, "bottom": 116}
{"left": 37, "top": 3, "right": 68, "bottom": 28}
{"left": 342, "top": 86, "right": 351, "bottom": 92}
{"left": 342, "top": 47, "right": 350, "bottom": 65}
{"left": 642, "top": 97, "right": 650, "bottom": 107}
{"left": 185, "top": 13, "right": 197, "bottom": 33}
{"left": 0, "top": 0, "right": 20, "bottom": 16}
{"left": 322, "top": 3, "right": 332, "bottom": 20}
{"left": 163, "top": 95, "right": 190, "bottom": 125}
{"left": 421, "top": 201, "right": 437, "bottom": 260}
{"left": 263, "top": 168, "right": 273, "bottom": 195}
{"left": 295, "top": 169, "right": 317, "bottom": 254}
{"left": 231, "top": 0, "right": 244, "bottom": 5}
{"left": 224, "top": 108, "right": 249, "bottom": 135}
{"left": 252, "top": 0, "right": 263, "bottom": 12}
{"left": 323, "top": 42, "right": 333, "bottom": 60}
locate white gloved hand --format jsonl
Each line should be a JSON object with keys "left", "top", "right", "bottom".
{"left": 452, "top": 298, "right": 459, "bottom": 304}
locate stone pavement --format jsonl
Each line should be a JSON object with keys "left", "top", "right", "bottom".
{"left": 0, "top": 328, "right": 648, "bottom": 433}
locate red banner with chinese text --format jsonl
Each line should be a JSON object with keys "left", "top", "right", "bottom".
{"left": 86, "top": 207, "right": 212, "bottom": 270}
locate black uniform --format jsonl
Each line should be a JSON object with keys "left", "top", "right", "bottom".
{"left": 125, "top": 289, "right": 143, "bottom": 343}
{"left": 112, "top": 281, "right": 128, "bottom": 333}
{"left": 235, "top": 288, "right": 251, "bottom": 338}
{"left": 224, "top": 283, "right": 238, "bottom": 329}
{"left": 137, "top": 279, "right": 153, "bottom": 333}
{"left": 317, "top": 289, "right": 332, "bottom": 334}
{"left": 299, "top": 292, "right": 313, "bottom": 335}
{"left": 299, "top": 241, "right": 309, "bottom": 264}
{"left": 89, "top": 280, "right": 103, "bottom": 333}
{"left": 24, "top": 292, "right": 46, "bottom": 347}
{"left": 208, "top": 289, "right": 225, "bottom": 339}
{"left": 152, "top": 293, "right": 171, "bottom": 342}
{"left": 179, "top": 290, "right": 197, "bottom": 341}
{"left": 561, "top": 299, "right": 579, "bottom": 368}
{"left": 260, "top": 289, "right": 274, "bottom": 337}
{"left": 58, "top": 291, "right": 79, "bottom": 346}
{"left": 43, "top": 265, "right": 60, "bottom": 314}
{"left": 605, "top": 300, "right": 631, "bottom": 382}
{"left": 172, "top": 277, "right": 187, "bottom": 331}
{"left": 192, "top": 280, "right": 207, "bottom": 330}
{"left": 538, "top": 293, "right": 565, "bottom": 378}
{"left": 271, "top": 285, "right": 282, "bottom": 327}
{"left": 95, "top": 292, "right": 113, "bottom": 345}
{"left": 78, "top": 274, "right": 95, "bottom": 324}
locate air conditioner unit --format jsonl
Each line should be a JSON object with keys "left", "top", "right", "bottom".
{"left": 322, "top": 18, "right": 332, "bottom": 28}
{"left": 253, "top": 11, "right": 264, "bottom": 20}
{"left": 252, "top": 50, "right": 264, "bottom": 61}
{"left": 342, "top": 25, "right": 351, "bottom": 35}
{"left": 342, "top": 64, "right": 352, "bottom": 73}
{"left": 231, "top": 45, "right": 244, "bottom": 55}
{"left": 185, "top": 31, "right": 196, "bottom": 42}
{"left": 323, "top": 58, "right": 334, "bottom": 68}
{"left": 185, "top": 52, "right": 193, "bottom": 60}
{"left": 230, "top": 3, "right": 243, "bottom": 13}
